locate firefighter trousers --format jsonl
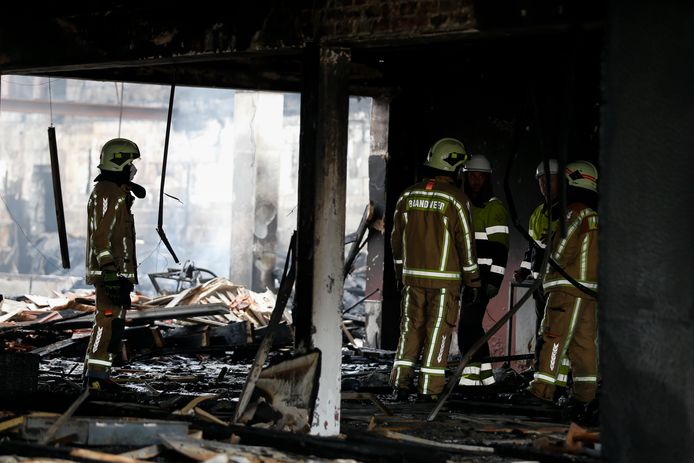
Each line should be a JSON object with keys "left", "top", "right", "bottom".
{"left": 390, "top": 285, "right": 459, "bottom": 395}
{"left": 84, "top": 284, "right": 128, "bottom": 380}
{"left": 529, "top": 290, "right": 598, "bottom": 403}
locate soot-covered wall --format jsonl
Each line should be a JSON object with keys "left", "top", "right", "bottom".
{"left": 601, "top": 1, "right": 694, "bottom": 461}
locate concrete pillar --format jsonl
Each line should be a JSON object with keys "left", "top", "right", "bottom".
{"left": 229, "top": 91, "right": 257, "bottom": 286}
{"left": 364, "top": 98, "right": 389, "bottom": 348}
{"left": 295, "top": 45, "right": 350, "bottom": 436}
{"left": 252, "top": 93, "right": 283, "bottom": 292}
{"left": 229, "top": 92, "right": 283, "bottom": 290}
{"left": 602, "top": 1, "right": 694, "bottom": 461}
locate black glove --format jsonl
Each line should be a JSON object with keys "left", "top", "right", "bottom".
{"left": 514, "top": 268, "right": 531, "bottom": 283}
{"left": 102, "top": 270, "right": 132, "bottom": 306}
{"left": 485, "top": 283, "right": 499, "bottom": 299}
{"left": 395, "top": 280, "right": 404, "bottom": 294}
{"left": 464, "top": 286, "right": 482, "bottom": 305}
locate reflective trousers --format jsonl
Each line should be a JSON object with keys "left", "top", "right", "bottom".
{"left": 529, "top": 290, "right": 598, "bottom": 402}
{"left": 84, "top": 285, "right": 128, "bottom": 380}
{"left": 390, "top": 285, "right": 459, "bottom": 395}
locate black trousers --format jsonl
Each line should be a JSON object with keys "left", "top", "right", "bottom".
{"left": 458, "top": 287, "right": 491, "bottom": 362}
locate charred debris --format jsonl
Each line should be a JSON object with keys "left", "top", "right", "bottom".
{"left": 0, "top": 275, "right": 600, "bottom": 461}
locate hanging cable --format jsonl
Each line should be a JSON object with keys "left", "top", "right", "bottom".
{"left": 116, "top": 82, "right": 124, "bottom": 137}
{"left": 48, "top": 78, "right": 54, "bottom": 127}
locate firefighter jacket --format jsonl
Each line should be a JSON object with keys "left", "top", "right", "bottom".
{"left": 542, "top": 202, "right": 598, "bottom": 301}
{"left": 470, "top": 197, "right": 509, "bottom": 289}
{"left": 85, "top": 181, "right": 138, "bottom": 285}
{"left": 520, "top": 201, "right": 560, "bottom": 279}
{"left": 392, "top": 175, "right": 480, "bottom": 290}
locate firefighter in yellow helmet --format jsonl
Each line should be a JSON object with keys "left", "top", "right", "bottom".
{"left": 83, "top": 138, "right": 146, "bottom": 391}
{"left": 529, "top": 160, "right": 599, "bottom": 425}
{"left": 390, "top": 138, "right": 481, "bottom": 401}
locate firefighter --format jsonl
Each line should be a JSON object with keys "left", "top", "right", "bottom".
{"left": 457, "top": 155, "right": 509, "bottom": 386}
{"left": 83, "top": 138, "right": 145, "bottom": 391}
{"left": 514, "top": 159, "right": 561, "bottom": 371}
{"left": 528, "top": 161, "right": 599, "bottom": 423}
{"left": 390, "top": 137, "right": 482, "bottom": 401}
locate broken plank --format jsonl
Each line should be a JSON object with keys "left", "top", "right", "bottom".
{"left": 160, "top": 434, "right": 220, "bottom": 461}
{"left": 0, "top": 416, "right": 24, "bottom": 433}
{"left": 342, "top": 392, "right": 392, "bottom": 416}
{"left": 375, "top": 430, "right": 495, "bottom": 454}
{"left": 128, "top": 304, "right": 230, "bottom": 323}
{"left": 39, "top": 388, "right": 91, "bottom": 445}
{"left": 183, "top": 317, "right": 228, "bottom": 327}
{"left": 118, "top": 445, "right": 162, "bottom": 460}
{"left": 32, "top": 337, "right": 88, "bottom": 357}
{"left": 175, "top": 394, "right": 219, "bottom": 416}
{"left": 193, "top": 407, "right": 229, "bottom": 427}
{"left": 49, "top": 304, "right": 230, "bottom": 330}
{"left": 70, "top": 448, "right": 151, "bottom": 463}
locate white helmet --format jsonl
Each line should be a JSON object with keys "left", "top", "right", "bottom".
{"left": 565, "top": 160, "right": 598, "bottom": 192}
{"left": 535, "top": 159, "right": 559, "bottom": 178}
{"left": 464, "top": 155, "right": 492, "bottom": 173}
{"left": 98, "top": 138, "right": 140, "bottom": 172}
{"left": 424, "top": 138, "right": 468, "bottom": 172}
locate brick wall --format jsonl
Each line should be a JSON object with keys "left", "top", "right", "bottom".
{"left": 294, "top": 0, "right": 476, "bottom": 43}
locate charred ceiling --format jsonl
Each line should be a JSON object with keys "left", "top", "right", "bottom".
{"left": 0, "top": 1, "right": 605, "bottom": 94}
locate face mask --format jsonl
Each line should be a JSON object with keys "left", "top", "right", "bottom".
{"left": 129, "top": 164, "right": 137, "bottom": 181}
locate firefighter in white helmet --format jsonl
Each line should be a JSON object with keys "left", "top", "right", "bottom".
{"left": 390, "top": 137, "right": 481, "bottom": 401}
{"left": 457, "top": 155, "right": 509, "bottom": 387}
{"left": 529, "top": 160, "right": 599, "bottom": 426}
{"left": 83, "top": 138, "right": 146, "bottom": 391}
{"left": 513, "top": 159, "right": 562, "bottom": 373}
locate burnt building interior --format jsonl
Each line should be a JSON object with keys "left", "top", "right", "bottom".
{"left": 0, "top": 1, "right": 693, "bottom": 462}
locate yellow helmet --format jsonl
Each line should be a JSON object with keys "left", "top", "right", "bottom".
{"left": 98, "top": 138, "right": 140, "bottom": 172}
{"left": 424, "top": 138, "right": 468, "bottom": 172}
{"left": 565, "top": 160, "right": 598, "bottom": 192}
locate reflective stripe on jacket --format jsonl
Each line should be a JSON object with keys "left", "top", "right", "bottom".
{"left": 543, "top": 203, "right": 598, "bottom": 300}
{"left": 471, "top": 197, "right": 509, "bottom": 288}
{"left": 392, "top": 176, "right": 480, "bottom": 289}
{"left": 85, "top": 181, "right": 138, "bottom": 285}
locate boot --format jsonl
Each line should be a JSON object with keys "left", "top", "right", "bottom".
{"left": 83, "top": 376, "right": 121, "bottom": 392}
{"left": 566, "top": 397, "right": 599, "bottom": 427}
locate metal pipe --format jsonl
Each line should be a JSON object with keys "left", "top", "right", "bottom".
{"left": 47, "top": 126, "right": 70, "bottom": 269}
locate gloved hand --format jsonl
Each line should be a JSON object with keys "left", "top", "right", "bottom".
{"left": 468, "top": 286, "right": 482, "bottom": 305}
{"left": 485, "top": 283, "right": 499, "bottom": 299}
{"left": 102, "top": 270, "right": 132, "bottom": 306}
{"left": 395, "top": 280, "right": 404, "bottom": 294}
{"left": 513, "top": 268, "right": 531, "bottom": 283}
{"left": 102, "top": 270, "right": 121, "bottom": 302}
